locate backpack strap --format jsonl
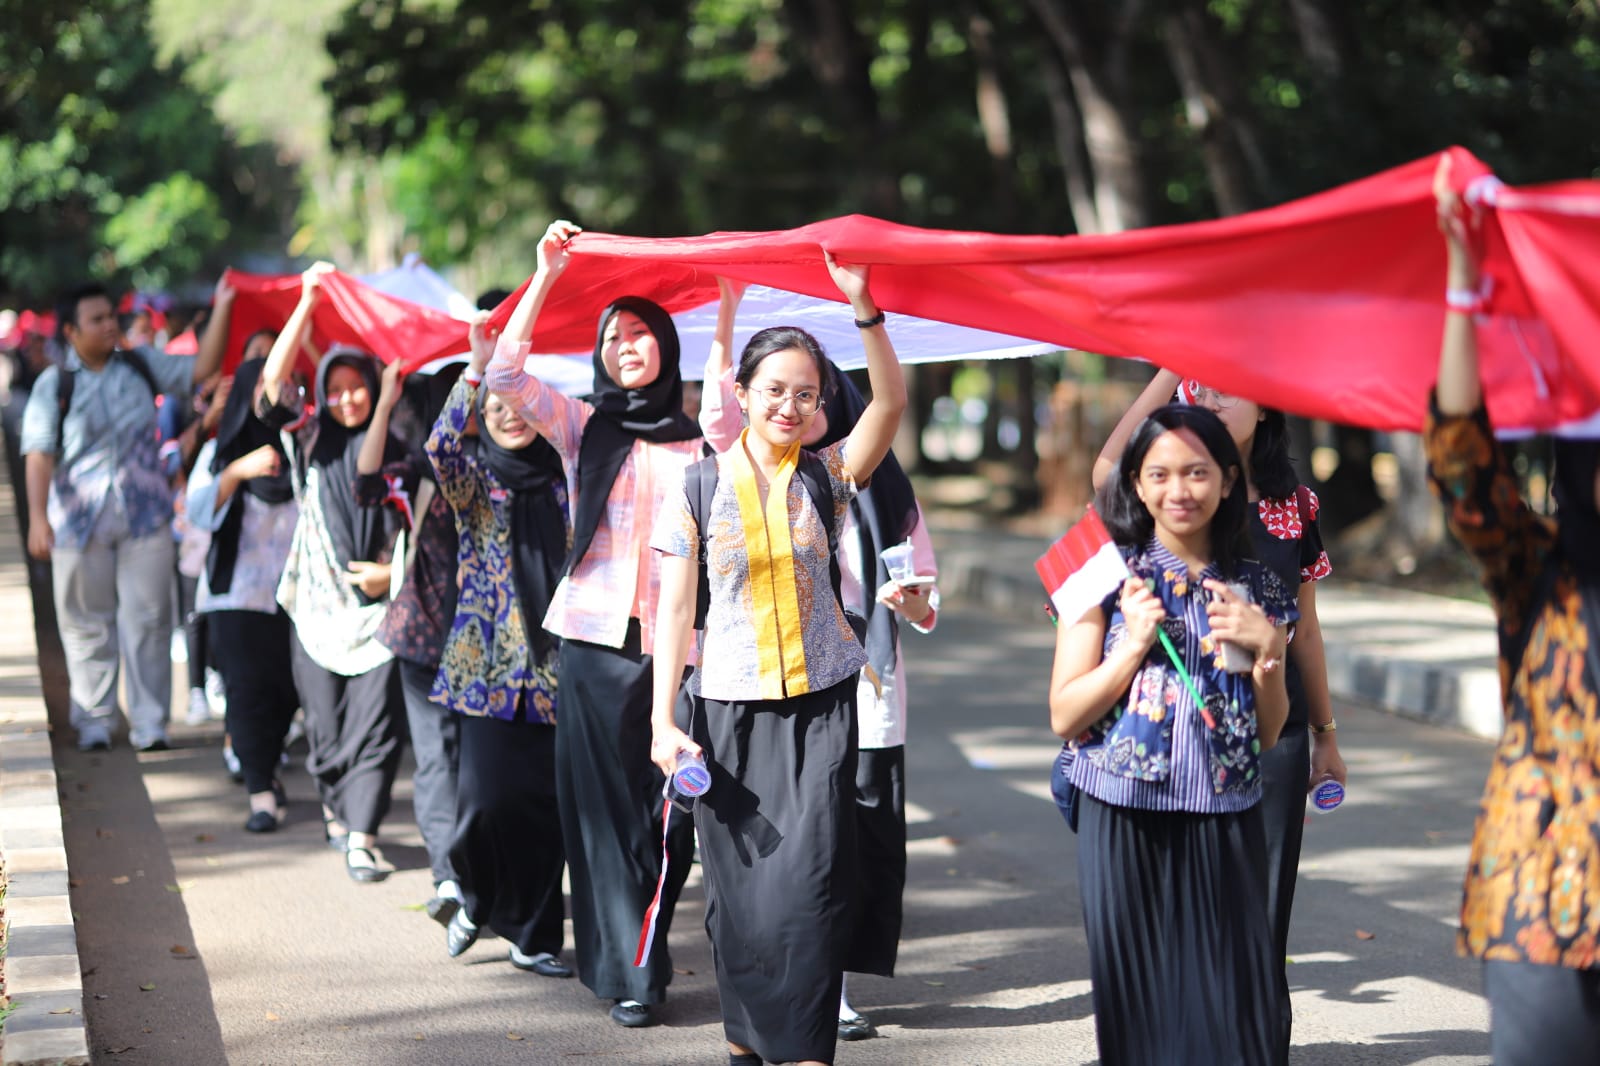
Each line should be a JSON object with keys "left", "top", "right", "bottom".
{"left": 53, "top": 349, "right": 164, "bottom": 456}
{"left": 795, "top": 451, "right": 845, "bottom": 611}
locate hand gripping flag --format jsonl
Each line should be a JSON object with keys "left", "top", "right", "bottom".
{"left": 1035, "top": 509, "right": 1129, "bottom": 627}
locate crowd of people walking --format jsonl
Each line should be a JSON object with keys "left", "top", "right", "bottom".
{"left": 4, "top": 160, "right": 1596, "bottom": 1063}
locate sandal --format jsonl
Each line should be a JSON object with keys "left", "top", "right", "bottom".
{"left": 345, "top": 845, "right": 386, "bottom": 884}
{"left": 322, "top": 812, "right": 349, "bottom": 853}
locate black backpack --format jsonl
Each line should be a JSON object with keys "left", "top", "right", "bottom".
{"left": 54, "top": 349, "right": 162, "bottom": 455}
{"left": 682, "top": 451, "right": 860, "bottom": 639}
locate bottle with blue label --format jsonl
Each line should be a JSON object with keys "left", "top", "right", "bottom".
{"left": 1310, "top": 778, "right": 1344, "bottom": 813}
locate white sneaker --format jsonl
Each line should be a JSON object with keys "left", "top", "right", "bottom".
{"left": 204, "top": 668, "right": 227, "bottom": 719}
{"left": 185, "top": 688, "right": 210, "bottom": 726}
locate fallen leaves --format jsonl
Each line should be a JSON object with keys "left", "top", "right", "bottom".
{"left": 48, "top": 1007, "right": 76, "bottom": 1015}
{"left": 170, "top": 945, "right": 191, "bottom": 958}
{"left": 672, "top": 967, "right": 694, "bottom": 976}
{"left": 96, "top": 827, "right": 114, "bottom": 839}
{"left": 165, "top": 881, "right": 195, "bottom": 894}
{"left": 110, "top": 875, "right": 130, "bottom": 885}
{"left": 139, "top": 982, "right": 156, "bottom": 992}
{"left": 506, "top": 1033, "right": 524, "bottom": 1041}
{"left": 194, "top": 833, "right": 214, "bottom": 843}
{"left": 1355, "top": 929, "right": 1376, "bottom": 940}
{"left": 265, "top": 1011, "right": 280, "bottom": 1022}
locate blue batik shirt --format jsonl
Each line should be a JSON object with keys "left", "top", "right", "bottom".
{"left": 1067, "top": 536, "right": 1298, "bottom": 814}
{"left": 19, "top": 346, "right": 197, "bottom": 549}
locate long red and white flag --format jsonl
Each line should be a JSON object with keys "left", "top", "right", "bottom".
{"left": 1036, "top": 509, "right": 1129, "bottom": 626}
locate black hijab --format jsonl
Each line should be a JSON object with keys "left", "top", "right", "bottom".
{"left": 311, "top": 351, "right": 403, "bottom": 591}
{"left": 205, "top": 356, "right": 293, "bottom": 594}
{"left": 568, "top": 296, "right": 701, "bottom": 573}
{"left": 476, "top": 385, "right": 568, "bottom": 658}
{"left": 811, "top": 362, "right": 922, "bottom": 678}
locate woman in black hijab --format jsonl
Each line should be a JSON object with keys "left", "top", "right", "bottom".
{"left": 258, "top": 266, "right": 411, "bottom": 883}
{"left": 426, "top": 315, "right": 573, "bottom": 976}
{"left": 1427, "top": 155, "right": 1600, "bottom": 1061}
{"left": 484, "top": 221, "right": 701, "bottom": 1029}
{"left": 186, "top": 354, "right": 304, "bottom": 833}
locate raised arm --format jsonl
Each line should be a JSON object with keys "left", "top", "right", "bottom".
{"left": 426, "top": 314, "right": 494, "bottom": 511}
{"left": 262, "top": 263, "right": 333, "bottom": 405}
{"left": 829, "top": 253, "right": 906, "bottom": 485}
{"left": 698, "top": 278, "right": 747, "bottom": 451}
{"left": 1091, "top": 368, "right": 1181, "bottom": 492}
{"left": 192, "top": 277, "right": 236, "bottom": 384}
{"left": 358, "top": 359, "right": 405, "bottom": 476}
{"left": 1433, "top": 154, "right": 1483, "bottom": 415}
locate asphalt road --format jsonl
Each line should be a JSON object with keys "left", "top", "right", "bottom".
{"left": 54, "top": 605, "right": 1495, "bottom": 1065}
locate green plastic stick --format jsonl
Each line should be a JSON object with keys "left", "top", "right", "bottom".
{"left": 1157, "top": 628, "right": 1215, "bottom": 730}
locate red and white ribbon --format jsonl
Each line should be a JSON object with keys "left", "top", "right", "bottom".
{"left": 633, "top": 795, "right": 676, "bottom": 968}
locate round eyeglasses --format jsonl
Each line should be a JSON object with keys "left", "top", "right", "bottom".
{"left": 752, "top": 385, "right": 823, "bottom": 415}
{"left": 1187, "top": 384, "right": 1239, "bottom": 410}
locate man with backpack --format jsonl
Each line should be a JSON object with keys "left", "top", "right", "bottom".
{"left": 20, "top": 281, "right": 228, "bottom": 751}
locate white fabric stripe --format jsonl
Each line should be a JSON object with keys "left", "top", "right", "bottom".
{"left": 1049, "top": 542, "right": 1129, "bottom": 624}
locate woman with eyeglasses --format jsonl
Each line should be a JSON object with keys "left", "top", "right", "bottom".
{"left": 697, "top": 280, "right": 937, "bottom": 1043}
{"left": 1093, "top": 370, "right": 1340, "bottom": 1063}
{"left": 648, "top": 255, "right": 906, "bottom": 1066}
{"left": 485, "top": 221, "right": 701, "bottom": 1030}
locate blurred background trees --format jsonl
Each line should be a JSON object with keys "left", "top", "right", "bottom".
{"left": 4, "top": 0, "right": 1598, "bottom": 564}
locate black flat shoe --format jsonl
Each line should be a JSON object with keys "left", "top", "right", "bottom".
{"left": 322, "top": 815, "right": 349, "bottom": 853}
{"left": 446, "top": 909, "right": 479, "bottom": 957}
{"left": 244, "top": 809, "right": 279, "bottom": 833}
{"left": 608, "top": 1000, "right": 653, "bottom": 1028}
{"left": 837, "top": 1012, "right": 875, "bottom": 1041}
{"left": 345, "top": 845, "right": 386, "bottom": 883}
{"left": 509, "top": 949, "right": 573, "bottom": 978}
{"left": 425, "top": 894, "right": 460, "bottom": 928}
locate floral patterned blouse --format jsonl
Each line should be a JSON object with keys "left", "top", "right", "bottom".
{"left": 1067, "top": 537, "right": 1298, "bottom": 814}
{"left": 1426, "top": 400, "right": 1600, "bottom": 969}
{"left": 424, "top": 378, "right": 567, "bottom": 723}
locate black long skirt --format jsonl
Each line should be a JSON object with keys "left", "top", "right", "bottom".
{"left": 843, "top": 744, "right": 906, "bottom": 978}
{"left": 449, "top": 714, "right": 565, "bottom": 956}
{"left": 1077, "top": 793, "right": 1283, "bottom": 1066}
{"left": 692, "top": 676, "right": 858, "bottom": 1065}
{"left": 290, "top": 631, "right": 403, "bottom": 836}
{"left": 556, "top": 625, "right": 694, "bottom": 1005}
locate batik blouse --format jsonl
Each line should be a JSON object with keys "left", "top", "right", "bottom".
{"left": 650, "top": 430, "right": 867, "bottom": 702}
{"left": 1426, "top": 399, "right": 1600, "bottom": 969}
{"left": 424, "top": 378, "right": 566, "bottom": 723}
{"left": 1067, "top": 537, "right": 1298, "bottom": 814}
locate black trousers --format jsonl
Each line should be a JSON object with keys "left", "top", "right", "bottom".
{"left": 556, "top": 626, "right": 694, "bottom": 1005}
{"left": 1486, "top": 960, "right": 1600, "bottom": 1065}
{"left": 290, "top": 631, "right": 403, "bottom": 836}
{"left": 844, "top": 745, "right": 906, "bottom": 978}
{"left": 178, "top": 573, "right": 208, "bottom": 691}
{"left": 208, "top": 610, "right": 298, "bottom": 795}
{"left": 397, "top": 658, "right": 459, "bottom": 886}
{"left": 1259, "top": 725, "right": 1310, "bottom": 1064}
{"left": 451, "top": 715, "right": 565, "bottom": 956}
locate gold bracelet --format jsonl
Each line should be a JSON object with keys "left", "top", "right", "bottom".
{"left": 1310, "top": 719, "right": 1337, "bottom": 735}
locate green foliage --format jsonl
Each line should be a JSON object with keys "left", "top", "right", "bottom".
{"left": 0, "top": 0, "right": 282, "bottom": 304}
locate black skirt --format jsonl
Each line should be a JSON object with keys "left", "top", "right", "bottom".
{"left": 692, "top": 676, "right": 858, "bottom": 1065}
{"left": 556, "top": 627, "right": 694, "bottom": 1005}
{"left": 1076, "top": 793, "right": 1284, "bottom": 1066}
{"left": 449, "top": 715, "right": 564, "bottom": 956}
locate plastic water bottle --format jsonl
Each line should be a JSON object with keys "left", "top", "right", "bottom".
{"left": 1310, "top": 778, "right": 1344, "bottom": 813}
{"left": 672, "top": 751, "right": 712, "bottom": 798}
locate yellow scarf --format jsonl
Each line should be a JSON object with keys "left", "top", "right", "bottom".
{"left": 730, "top": 430, "right": 811, "bottom": 699}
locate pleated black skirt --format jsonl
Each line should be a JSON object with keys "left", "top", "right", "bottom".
{"left": 449, "top": 714, "right": 565, "bottom": 956}
{"left": 692, "top": 676, "right": 858, "bottom": 1065}
{"left": 556, "top": 627, "right": 694, "bottom": 1005}
{"left": 1077, "top": 793, "right": 1283, "bottom": 1066}
{"left": 844, "top": 744, "right": 906, "bottom": 978}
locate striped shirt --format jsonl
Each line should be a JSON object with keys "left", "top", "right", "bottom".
{"left": 487, "top": 338, "right": 703, "bottom": 655}
{"left": 1068, "top": 538, "right": 1296, "bottom": 815}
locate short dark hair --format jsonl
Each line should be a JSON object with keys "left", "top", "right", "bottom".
{"left": 55, "top": 283, "right": 113, "bottom": 339}
{"left": 734, "top": 326, "right": 837, "bottom": 402}
{"left": 1100, "top": 403, "right": 1252, "bottom": 579}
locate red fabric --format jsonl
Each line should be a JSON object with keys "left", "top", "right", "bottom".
{"left": 226, "top": 147, "right": 1600, "bottom": 431}
{"left": 164, "top": 327, "right": 199, "bottom": 355}
{"left": 221, "top": 268, "right": 470, "bottom": 375}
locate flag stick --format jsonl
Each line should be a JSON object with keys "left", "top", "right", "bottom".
{"left": 1157, "top": 628, "right": 1215, "bottom": 730}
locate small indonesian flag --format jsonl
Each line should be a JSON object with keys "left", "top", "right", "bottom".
{"left": 634, "top": 796, "right": 676, "bottom": 967}
{"left": 1035, "top": 508, "right": 1130, "bottom": 625}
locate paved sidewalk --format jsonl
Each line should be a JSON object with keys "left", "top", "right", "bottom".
{"left": 0, "top": 457, "right": 90, "bottom": 1065}
{"left": 923, "top": 513, "right": 1504, "bottom": 741}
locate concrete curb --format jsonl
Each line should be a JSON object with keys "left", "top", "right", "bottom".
{"left": 0, "top": 458, "right": 90, "bottom": 1066}
{"left": 928, "top": 523, "right": 1505, "bottom": 742}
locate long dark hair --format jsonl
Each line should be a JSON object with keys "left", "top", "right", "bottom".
{"left": 1101, "top": 404, "right": 1252, "bottom": 579}
{"left": 1250, "top": 407, "right": 1299, "bottom": 500}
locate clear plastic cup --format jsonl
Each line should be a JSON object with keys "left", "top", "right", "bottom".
{"left": 672, "top": 750, "right": 712, "bottom": 798}
{"left": 880, "top": 540, "right": 916, "bottom": 584}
